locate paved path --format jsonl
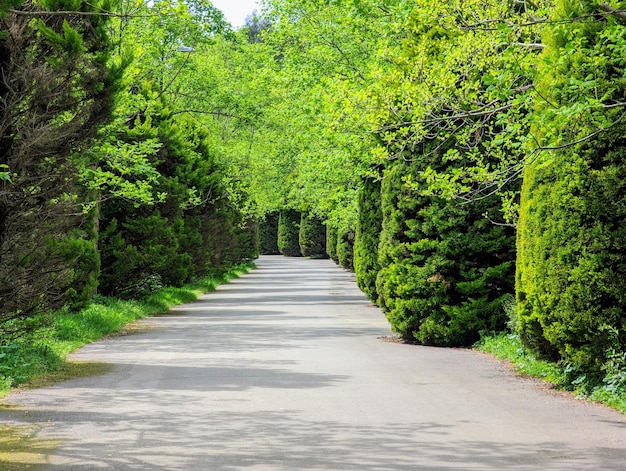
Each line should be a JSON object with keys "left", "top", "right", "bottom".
{"left": 2, "top": 256, "right": 625, "bottom": 470}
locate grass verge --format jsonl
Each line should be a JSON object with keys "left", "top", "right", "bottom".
{"left": 0, "top": 262, "right": 254, "bottom": 397}
{"left": 475, "top": 332, "right": 626, "bottom": 414}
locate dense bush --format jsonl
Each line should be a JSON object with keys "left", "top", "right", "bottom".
{"left": 336, "top": 224, "right": 355, "bottom": 271}
{"left": 376, "top": 160, "right": 516, "bottom": 346}
{"left": 517, "top": 2, "right": 626, "bottom": 375}
{"left": 299, "top": 211, "right": 327, "bottom": 257}
{"left": 0, "top": 0, "right": 119, "bottom": 323}
{"left": 326, "top": 223, "right": 338, "bottom": 261}
{"left": 97, "top": 104, "right": 257, "bottom": 295}
{"left": 202, "top": 205, "right": 258, "bottom": 271}
{"left": 259, "top": 212, "right": 280, "bottom": 255}
{"left": 354, "top": 175, "right": 382, "bottom": 301}
{"left": 277, "top": 209, "right": 302, "bottom": 256}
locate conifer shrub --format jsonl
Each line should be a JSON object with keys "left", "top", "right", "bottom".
{"left": 98, "top": 211, "right": 191, "bottom": 297}
{"left": 517, "top": 1, "right": 626, "bottom": 377}
{"left": 259, "top": 212, "right": 280, "bottom": 255}
{"left": 336, "top": 225, "right": 354, "bottom": 271}
{"left": 299, "top": 211, "right": 327, "bottom": 258}
{"left": 277, "top": 209, "right": 302, "bottom": 256}
{"left": 354, "top": 175, "right": 382, "bottom": 301}
{"left": 376, "top": 160, "right": 516, "bottom": 346}
{"left": 326, "top": 223, "right": 338, "bottom": 261}
{"left": 203, "top": 204, "right": 258, "bottom": 270}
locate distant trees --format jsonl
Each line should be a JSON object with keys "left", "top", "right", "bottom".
{"left": 277, "top": 209, "right": 301, "bottom": 257}
{"left": 299, "top": 211, "right": 326, "bottom": 258}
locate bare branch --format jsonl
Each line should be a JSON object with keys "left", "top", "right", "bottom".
{"left": 598, "top": 4, "right": 626, "bottom": 22}
{"left": 510, "top": 42, "right": 545, "bottom": 49}
{"left": 8, "top": 9, "right": 156, "bottom": 18}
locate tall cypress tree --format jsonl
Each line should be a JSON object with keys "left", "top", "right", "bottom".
{"left": 517, "top": 0, "right": 626, "bottom": 376}
{"left": 354, "top": 174, "right": 382, "bottom": 302}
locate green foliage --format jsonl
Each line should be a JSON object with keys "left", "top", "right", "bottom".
{"left": 277, "top": 209, "right": 301, "bottom": 257}
{"left": 376, "top": 160, "right": 516, "bottom": 346}
{"left": 98, "top": 212, "right": 188, "bottom": 297}
{"left": 326, "top": 224, "right": 338, "bottom": 261}
{"left": 354, "top": 174, "right": 382, "bottom": 301}
{"left": 0, "top": 0, "right": 120, "bottom": 327}
{"left": 336, "top": 224, "right": 355, "bottom": 271}
{"left": 259, "top": 212, "right": 280, "bottom": 255}
{"left": 517, "top": 1, "right": 626, "bottom": 378}
{"left": 476, "top": 333, "right": 565, "bottom": 385}
{"left": 299, "top": 211, "right": 327, "bottom": 258}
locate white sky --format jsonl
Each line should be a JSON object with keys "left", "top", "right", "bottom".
{"left": 211, "top": 0, "right": 260, "bottom": 28}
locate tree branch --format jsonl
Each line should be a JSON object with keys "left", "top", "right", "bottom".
{"left": 8, "top": 9, "right": 155, "bottom": 18}
{"left": 598, "top": 4, "right": 626, "bottom": 22}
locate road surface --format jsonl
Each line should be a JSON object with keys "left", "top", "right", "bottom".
{"left": 2, "top": 255, "right": 625, "bottom": 470}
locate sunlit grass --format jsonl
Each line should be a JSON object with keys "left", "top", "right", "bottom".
{"left": 476, "top": 333, "right": 565, "bottom": 385}
{"left": 475, "top": 332, "right": 626, "bottom": 414}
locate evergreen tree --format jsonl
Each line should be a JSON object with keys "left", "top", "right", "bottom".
{"left": 354, "top": 174, "right": 382, "bottom": 301}
{"left": 376, "top": 156, "right": 516, "bottom": 346}
{"left": 259, "top": 212, "right": 280, "bottom": 255}
{"left": 0, "top": 0, "right": 121, "bottom": 325}
{"left": 517, "top": 0, "right": 626, "bottom": 376}
{"left": 299, "top": 211, "right": 327, "bottom": 258}
{"left": 278, "top": 209, "right": 301, "bottom": 256}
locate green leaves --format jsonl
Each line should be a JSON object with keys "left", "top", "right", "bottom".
{"left": 0, "top": 164, "right": 11, "bottom": 183}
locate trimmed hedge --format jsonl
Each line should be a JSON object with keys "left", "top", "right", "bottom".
{"left": 277, "top": 209, "right": 302, "bottom": 257}
{"left": 354, "top": 175, "right": 382, "bottom": 302}
{"left": 259, "top": 212, "right": 280, "bottom": 255}
{"left": 299, "top": 211, "right": 327, "bottom": 257}
{"left": 376, "top": 160, "right": 516, "bottom": 346}
{"left": 336, "top": 224, "right": 354, "bottom": 271}
{"left": 517, "top": 1, "right": 626, "bottom": 375}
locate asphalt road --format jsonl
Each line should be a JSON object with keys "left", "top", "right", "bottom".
{"left": 2, "top": 255, "right": 625, "bottom": 470}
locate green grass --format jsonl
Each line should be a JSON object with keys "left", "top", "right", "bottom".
{"left": 475, "top": 332, "right": 626, "bottom": 414}
{"left": 0, "top": 262, "right": 254, "bottom": 396}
